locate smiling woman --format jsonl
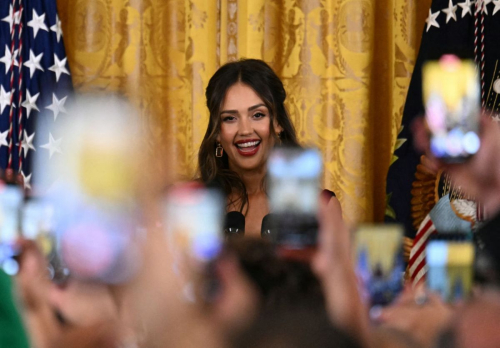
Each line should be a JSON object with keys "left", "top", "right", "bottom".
{"left": 218, "top": 84, "right": 279, "bottom": 171}
{"left": 198, "top": 59, "right": 342, "bottom": 237}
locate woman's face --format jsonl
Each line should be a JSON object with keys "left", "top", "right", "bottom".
{"left": 217, "top": 83, "right": 282, "bottom": 173}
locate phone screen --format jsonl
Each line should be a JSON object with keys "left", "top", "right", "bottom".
{"left": 423, "top": 55, "right": 481, "bottom": 162}
{"left": 0, "top": 184, "right": 24, "bottom": 274}
{"left": 21, "top": 199, "right": 70, "bottom": 283}
{"left": 21, "top": 199, "right": 55, "bottom": 247}
{"left": 163, "top": 183, "right": 224, "bottom": 263}
{"left": 354, "top": 224, "right": 405, "bottom": 308}
{"left": 426, "top": 240, "right": 474, "bottom": 302}
{"left": 267, "top": 147, "right": 322, "bottom": 248}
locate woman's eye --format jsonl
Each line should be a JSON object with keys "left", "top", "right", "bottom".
{"left": 222, "top": 115, "right": 236, "bottom": 122}
{"left": 253, "top": 112, "right": 266, "bottom": 119}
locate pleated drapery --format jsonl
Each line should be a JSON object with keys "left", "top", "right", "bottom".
{"left": 57, "top": 0, "right": 432, "bottom": 224}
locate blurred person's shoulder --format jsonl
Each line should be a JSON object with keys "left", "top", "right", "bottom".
{"left": 476, "top": 212, "right": 500, "bottom": 257}
{"left": 0, "top": 271, "right": 30, "bottom": 348}
{"left": 476, "top": 212, "right": 500, "bottom": 283}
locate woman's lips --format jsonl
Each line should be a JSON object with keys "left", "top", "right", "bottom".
{"left": 235, "top": 140, "right": 261, "bottom": 156}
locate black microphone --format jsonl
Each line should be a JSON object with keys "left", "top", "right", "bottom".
{"left": 224, "top": 211, "right": 245, "bottom": 239}
{"left": 261, "top": 214, "right": 277, "bottom": 242}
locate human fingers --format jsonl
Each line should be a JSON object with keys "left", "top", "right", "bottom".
{"left": 411, "top": 116, "right": 443, "bottom": 173}
{"left": 313, "top": 194, "right": 342, "bottom": 278}
{"left": 48, "top": 280, "right": 119, "bottom": 328}
{"left": 15, "top": 239, "right": 51, "bottom": 310}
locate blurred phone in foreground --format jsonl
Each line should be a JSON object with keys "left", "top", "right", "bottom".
{"left": 0, "top": 186, "right": 69, "bottom": 281}
{"left": 423, "top": 55, "right": 481, "bottom": 162}
{"left": 267, "top": 147, "right": 322, "bottom": 248}
{"left": 163, "top": 183, "right": 224, "bottom": 302}
{"left": 354, "top": 224, "right": 404, "bottom": 308}
{"left": 163, "top": 183, "right": 224, "bottom": 264}
{"left": 426, "top": 238, "right": 474, "bottom": 303}
{"left": 0, "top": 184, "right": 23, "bottom": 275}
{"left": 21, "top": 198, "right": 69, "bottom": 283}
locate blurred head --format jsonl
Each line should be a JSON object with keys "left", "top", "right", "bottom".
{"left": 231, "top": 307, "right": 362, "bottom": 348}
{"left": 198, "top": 59, "right": 299, "bottom": 210}
{"left": 225, "top": 238, "right": 324, "bottom": 311}
{"left": 196, "top": 238, "right": 326, "bottom": 344}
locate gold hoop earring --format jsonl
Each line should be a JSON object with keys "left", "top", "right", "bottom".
{"left": 215, "top": 143, "right": 224, "bottom": 157}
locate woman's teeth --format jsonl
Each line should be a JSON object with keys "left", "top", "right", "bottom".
{"left": 237, "top": 141, "right": 260, "bottom": 148}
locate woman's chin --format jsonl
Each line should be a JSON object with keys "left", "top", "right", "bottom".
{"left": 230, "top": 157, "right": 266, "bottom": 173}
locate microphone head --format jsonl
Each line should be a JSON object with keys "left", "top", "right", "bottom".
{"left": 224, "top": 211, "right": 245, "bottom": 238}
{"left": 261, "top": 214, "right": 277, "bottom": 241}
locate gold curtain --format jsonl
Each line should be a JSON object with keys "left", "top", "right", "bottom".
{"left": 57, "top": 0, "right": 432, "bottom": 224}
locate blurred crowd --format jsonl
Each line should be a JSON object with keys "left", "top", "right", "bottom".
{"left": 2, "top": 59, "right": 500, "bottom": 348}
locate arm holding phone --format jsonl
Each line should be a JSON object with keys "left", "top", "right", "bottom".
{"left": 376, "top": 56, "right": 500, "bottom": 347}
{"left": 415, "top": 54, "right": 500, "bottom": 216}
{"left": 13, "top": 239, "right": 121, "bottom": 348}
{"left": 414, "top": 114, "right": 500, "bottom": 217}
{"left": 312, "top": 194, "right": 372, "bottom": 346}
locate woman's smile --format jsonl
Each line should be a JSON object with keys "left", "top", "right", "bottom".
{"left": 235, "top": 139, "right": 261, "bottom": 156}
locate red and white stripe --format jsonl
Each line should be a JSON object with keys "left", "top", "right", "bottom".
{"left": 477, "top": 201, "right": 485, "bottom": 222}
{"left": 408, "top": 214, "right": 437, "bottom": 286}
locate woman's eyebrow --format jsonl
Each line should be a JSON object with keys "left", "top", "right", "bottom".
{"left": 248, "top": 103, "right": 266, "bottom": 111}
{"left": 220, "top": 103, "right": 267, "bottom": 115}
{"left": 220, "top": 109, "right": 238, "bottom": 115}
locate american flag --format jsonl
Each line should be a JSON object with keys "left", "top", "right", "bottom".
{"left": 408, "top": 215, "right": 437, "bottom": 285}
{"left": 0, "top": 0, "right": 72, "bottom": 190}
{"left": 408, "top": 192, "right": 477, "bottom": 285}
{"left": 387, "top": 0, "right": 500, "bottom": 285}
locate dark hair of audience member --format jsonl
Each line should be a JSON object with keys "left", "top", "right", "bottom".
{"left": 434, "top": 327, "right": 458, "bottom": 348}
{"left": 226, "top": 238, "right": 325, "bottom": 311}
{"left": 232, "top": 307, "right": 362, "bottom": 348}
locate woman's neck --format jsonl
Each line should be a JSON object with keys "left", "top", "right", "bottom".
{"left": 229, "top": 164, "right": 266, "bottom": 195}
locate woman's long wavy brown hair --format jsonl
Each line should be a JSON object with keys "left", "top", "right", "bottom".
{"left": 198, "top": 59, "right": 300, "bottom": 213}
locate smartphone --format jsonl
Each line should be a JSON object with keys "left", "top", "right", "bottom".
{"left": 21, "top": 198, "right": 54, "bottom": 250}
{"left": 163, "top": 183, "right": 225, "bottom": 302}
{"left": 423, "top": 55, "right": 481, "bottom": 162}
{"left": 163, "top": 183, "right": 224, "bottom": 263}
{"left": 426, "top": 239, "right": 474, "bottom": 302}
{"left": 0, "top": 184, "right": 24, "bottom": 275}
{"left": 353, "top": 224, "right": 405, "bottom": 307}
{"left": 21, "top": 198, "right": 70, "bottom": 283}
{"left": 267, "top": 147, "right": 322, "bottom": 248}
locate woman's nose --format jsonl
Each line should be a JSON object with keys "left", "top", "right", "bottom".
{"left": 238, "top": 117, "right": 252, "bottom": 135}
